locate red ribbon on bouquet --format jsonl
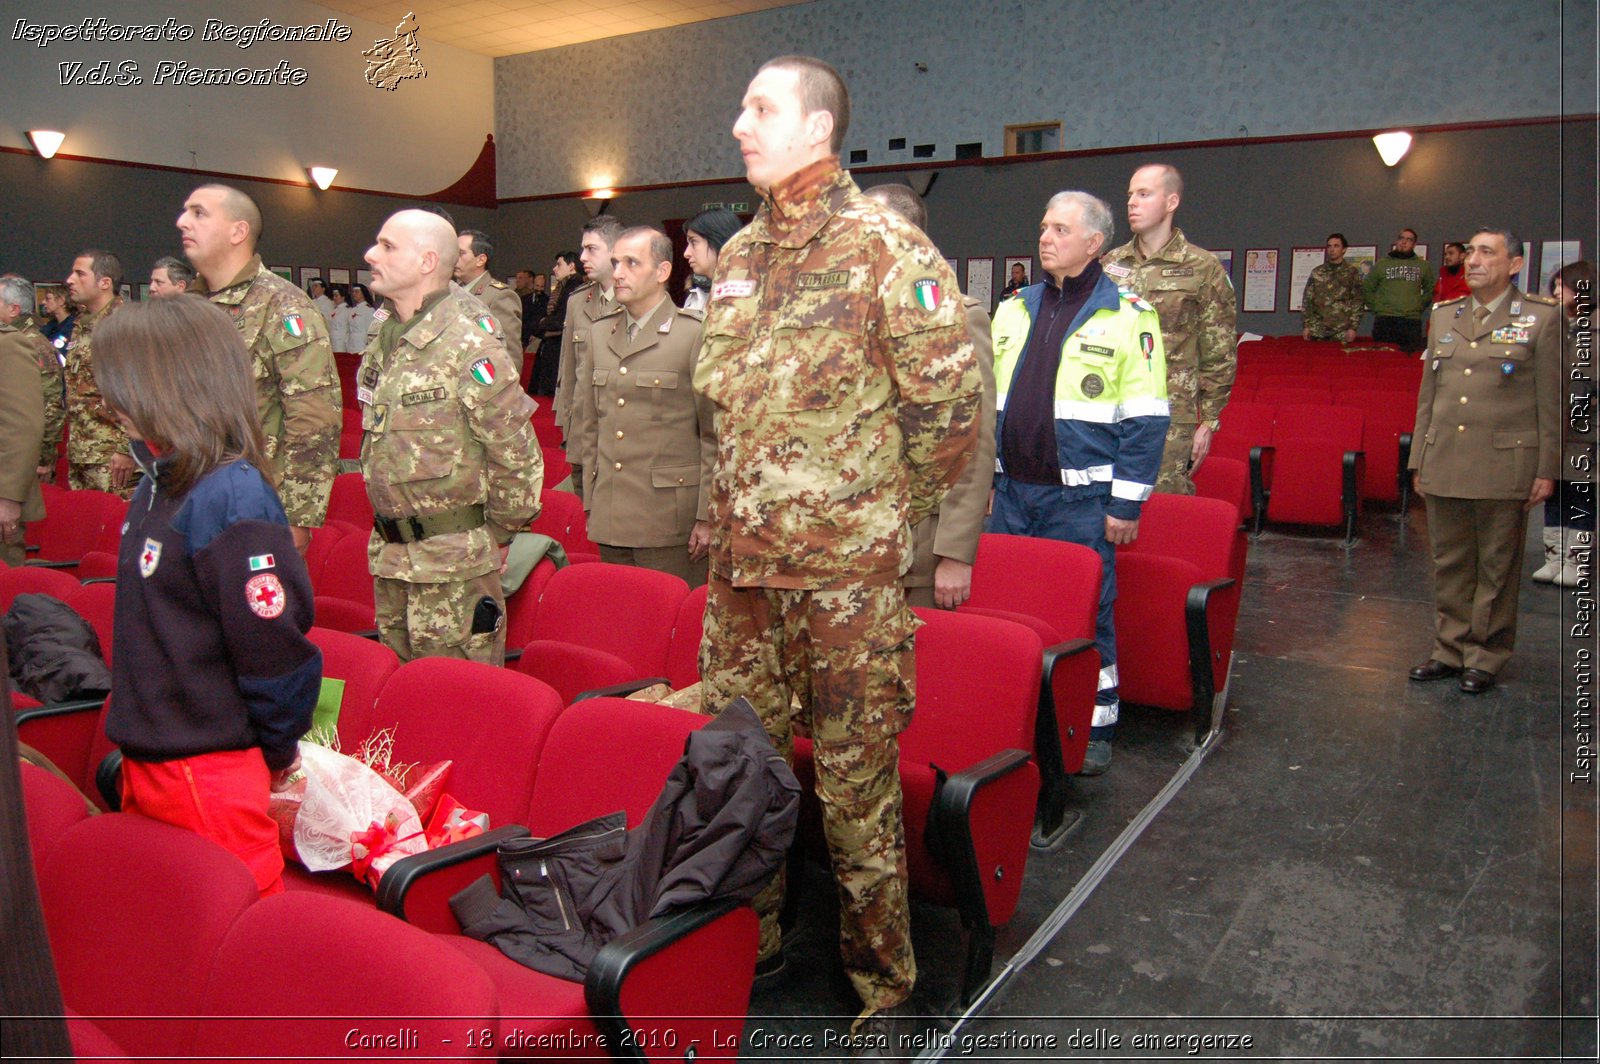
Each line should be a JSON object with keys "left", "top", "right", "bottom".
{"left": 350, "top": 810, "right": 425, "bottom": 887}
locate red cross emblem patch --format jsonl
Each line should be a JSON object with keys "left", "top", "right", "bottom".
{"left": 245, "top": 574, "right": 287, "bottom": 619}
{"left": 139, "top": 538, "right": 162, "bottom": 578}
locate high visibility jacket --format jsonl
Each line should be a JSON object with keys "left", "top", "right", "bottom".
{"left": 992, "top": 274, "right": 1170, "bottom": 519}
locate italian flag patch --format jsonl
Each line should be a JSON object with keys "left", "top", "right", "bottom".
{"left": 469, "top": 357, "right": 495, "bottom": 385}
{"left": 476, "top": 314, "right": 497, "bottom": 334}
{"left": 283, "top": 314, "right": 305, "bottom": 338}
{"left": 913, "top": 278, "right": 942, "bottom": 311}
{"left": 248, "top": 554, "right": 275, "bottom": 571}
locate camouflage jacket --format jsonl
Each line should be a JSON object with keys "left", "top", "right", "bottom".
{"left": 693, "top": 158, "right": 982, "bottom": 589}
{"left": 358, "top": 286, "right": 543, "bottom": 581}
{"left": 17, "top": 313, "right": 65, "bottom": 469}
{"left": 207, "top": 256, "right": 341, "bottom": 527}
{"left": 1102, "top": 228, "right": 1236, "bottom": 425}
{"left": 63, "top": 297, "right": 127, "bottom": 466}
{"left": 1301, "top": 261, "right": 1365, "bottom": 339}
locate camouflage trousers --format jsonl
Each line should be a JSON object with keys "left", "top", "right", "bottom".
{"left": 699, "top": 575, "right": 918, "bottom": 1012}
{"left": 68, "top": 461, "right": 136, "bottom": 500}
{"left": 373, "top": 570, "right": 506, "bottom": 665}
{"left": 1155, "top": 422, "right": 1198, "bottom": 495}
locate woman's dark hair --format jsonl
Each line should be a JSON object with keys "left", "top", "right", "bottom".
{"left": 350, "top": 282, "right": 374, "bottom": 306}
{"left": 92, "top": 296, "right": 274, "bottom": 495}
{"left": 685, "top": 209, "right": 743, "bottom": 254}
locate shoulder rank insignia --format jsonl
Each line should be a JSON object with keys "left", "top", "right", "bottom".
{"left": 490, "top": 280, "right": 508, "bottom": 290}
{"left": 1525, "top": 292, "right": 1558, "bottom": 306}
{"left": 1436, "top": 294, "right": 1468, "bottom": 307}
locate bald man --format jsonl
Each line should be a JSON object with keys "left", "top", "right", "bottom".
{"left": 358, "top": 209, "right": 544, "bottom": 664}
{"left": 181, "top": 183, "right": 341, "bottom": 548}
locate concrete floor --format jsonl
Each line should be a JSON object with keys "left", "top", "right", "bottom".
{"left": 740, "top": 503, "right": 1598, "bottom": 1061}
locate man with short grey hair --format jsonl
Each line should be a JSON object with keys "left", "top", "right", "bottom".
{"left": 0, "top": 276, "right": 47, "bottom": 560}
{"left": 149, "top": 256, "right": 195, "bottom": 297}
{"left": 989, "top": 189, "right": 1169, "bottom": 775}
{"left": 0, "top": 275, "right": 64, "bottom": 483}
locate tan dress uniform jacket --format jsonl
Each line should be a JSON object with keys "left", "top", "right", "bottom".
{"left": 579, "top": 299, "right": 714, "bottom": 548}
{"left": 1409, "top": 289, "right": 1562, "bottom": 497}
{"left": 905, "top": 295, "right": 997, "bottom": 597}
{"left": 0, "top": 323, "right": 46, "bottom": 564}
{"left": 462, "top": 271, "right": 524, "bottom": 376}
{"left": 16, "top": 315, "right": 64, "bottom": 474}
{"left": 555, "top": 283, "right": 622, "bottom": 479}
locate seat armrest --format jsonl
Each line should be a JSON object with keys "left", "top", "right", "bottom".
{"left": 1184, "top": 577, "right": 1236, "bottom": 743}
{"left": 95, "top": 748, "right": 123, "bottom": 811}
{"left": 574, "top": 677, "right": 670, "bottom": 702}
{"left": 375, "top": 824, "right": 532, "bottom": 931}
{"left": 1040, "top": 638, "right": 1097, "bottom": 778}
{"left": 23, "top": 559, "right": 79, "bottom": 570}
{"left": 586, "top": 898, "right": 756, "bottom": 1062}
{"left": 1248, "top": 445, "right": 1275, "bottom": 533}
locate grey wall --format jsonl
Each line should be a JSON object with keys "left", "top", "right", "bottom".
{"left": 492, "top": 119, "right": 1598, "bottom": 338}
{"left": 494, "top": 0, "right": 1594, "bottom": 198}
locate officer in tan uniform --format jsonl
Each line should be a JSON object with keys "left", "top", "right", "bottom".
{"left": 862, "top": 184, "right": 997, "bottom": 610}
{"left": 454, "top": 229, "right": 524, "bottom": 376}
{"left": 695, "top": 57, "right": 980, "bottom": 1047}
{"left": 0, "top": 290, "right": 46, "bottom": 566}
{"left": 61, "top": 250, "right": 132, "bottom": 497}
{"left": 1102, "top": 163, "right": 1236, "bottom": 494}
{"left": 0, "top": 277, "right": 64, "bottom": 484}
{"left": 575, "top": 226, "right": 714, "bottom": 587}
{"left": 553, "top": 216, "right": 626, "bottom": 488}
{"left": 179, "top": 184, "right": 341, "bottom": 550}
{"left": 359, "top": 209, "right": 544, "bottom": 665}
{"left": 1407, "top": 228, "right": 1561, "bottom": 694}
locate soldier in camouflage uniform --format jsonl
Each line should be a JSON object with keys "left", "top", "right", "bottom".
{"left": 0, "top": 276, "right": 65, "bottom": 483}
{"left": 695, "top": 57, "right": 981, "bottom": 1035}
{"left": 1102, "top": 164, "right": 1236, "bottom": 495}
{"left": 62, "top": 251, "right": 134, "bottom": 497}
{"left": 359, "top": 209, "right": 544, "bottom": 665}
{"left": 1301, "top": 233, "right": 1366, "bottom": 342}
{"left": 0, "top": 278, "right": 46, "bottom": 566}
{"left": 180, "top": 185, "right": 342, "bottom": 548}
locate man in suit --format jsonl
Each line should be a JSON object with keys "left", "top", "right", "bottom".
{"left": 862, "top": 183, "right": 996, "bottom": 610}
{"left": 576, "top": 226, "right": 713, "bottom": 587}
{"left": 1408, "top": 227, "right": 1562, "bottom": 694}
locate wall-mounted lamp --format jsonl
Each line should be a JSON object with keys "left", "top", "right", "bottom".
{"left": 307, "top": 166, "right": 339, "bottom": 190}
{"left": 27, "top": 130, "right": 66, "bottom": 159}
{"left": 583, "top": 187, "right": 617, "bottom": 216}
{"left": 906, "top": 172, "right": 939, "bottom": 197}
{"left": 1372, "top": 131, "right": 1412, "bottom": 167}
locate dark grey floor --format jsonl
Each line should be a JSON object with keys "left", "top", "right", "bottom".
{"left": 739, "top": 503, "right": 1599, "bottom": 1061}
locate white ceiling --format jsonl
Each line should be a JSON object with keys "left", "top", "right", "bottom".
{"left": 322, "top": 0, "right": 812, "bottom": 57}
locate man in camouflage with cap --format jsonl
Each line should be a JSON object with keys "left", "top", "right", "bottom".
{"left": 0, "top": 276, "right": 65, "bottom": 484}
{"left": 1301, "top": 233, "right": 1365, "bottom": 342}
{"left": 62, "top": 250, "right": 133, "bottom": 497}
{"left": 694, "top": 55, "right": 981, "bottom": 1047}
{"left": 1102, "top": 163, "right": 1236, "bottom": 495}
{"left": 180, "top": 183, "right": 341, "bottom": 550}
{"left": 359, "top": 209, "right": 543, "bottom": 665}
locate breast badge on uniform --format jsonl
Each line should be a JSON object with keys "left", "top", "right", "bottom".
{"left": 469, "top": 356, "right": 496, "bottom": 385}
{"left": 1082, "top": 373, "right": 1105, "bottom": 398}
{"left": 139, "top": 538, "right": 162, "bottom": 578}
{"left": 913, "top": 278, "right": 942, "bottom": 311}
{"left": 245, "top": 573, "right": 287, "bottom": 619}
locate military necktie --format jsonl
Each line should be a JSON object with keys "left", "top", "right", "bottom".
{"left": 627, "top": 320, "right": 640, "bottom": 343}
{"left": 1474, "top": 306, "right": 1490, "bottom": 329}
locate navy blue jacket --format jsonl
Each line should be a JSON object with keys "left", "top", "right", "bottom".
{"left": 107, "top": 446, "right": 321, "bottom": 772}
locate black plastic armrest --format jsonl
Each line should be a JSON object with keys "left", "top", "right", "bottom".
{"left": 1035, "top": 638, "right": 1095, "bottom": 787}
{"left": 574, "top": 677, "right": 670, "bottom": 703}
{"left": 1184, "top": 577, "right": 1236, "bottom": 715}
{"left": 355, "top": 629, "right": 382, "bottom": 642}
{"left": 933, "top": 749, "right": 1034, "bottom": 927}
{"left": 96, "top": 748, "right": 124, "bottom": 811}
{"left": 1248, "top": 445, "right": 1275, "bottom": 530}
{"left": 25, "top": 544, "right": 40, "bottom": 554}
{"left": 503, "top": 646, "right": 524, "bottom": 663}
{"left": 79, "top": 576, "right": 117, "bottom": 586}
{"left": 24, "top": 559, "right": 78, "bottom": 570}
{"left": 1342, "top": 450, "right": 1365, "bottom": 508}
{"left": 375, "top": 824, "right": 532, "bottom": 919}
{"left": 585, "top": 896, "right": 745, "bottom": 1060}
{"left": 14, "top": 696, "right": 109, "bottom": 727}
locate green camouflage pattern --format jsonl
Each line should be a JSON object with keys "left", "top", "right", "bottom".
{"left": 67, "top": 462, "right": 117, "bottom": 494}
{"left": 17, "top": 314, "right": 64, "bottom": 473}
{"left": 1301, "top": 261, "right": 1366, "bottom": 339}
{"left": 374, "top": 570, "right": 506, "bottom": 664}
{"left": 358, "top": 285, "right": 543, "bottom": 583}
{"left": 1156, "top": 421, "right": 1199, "bottom": 495}
{"left": 1102, "top": 227, "right": 1237, "bottom": 425}
{"left": 63, "top": 296, "right": 132, "bottom": 494}
{"left": 693, "top": 161, "right": 982, "bottom": 589}
{"left": 698, "top": 576, "right": 917, "bottom": 1009}
{"left": 207, "top": 256, "right": 341, "bottom": 527}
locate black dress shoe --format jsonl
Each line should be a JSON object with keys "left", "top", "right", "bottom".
{"left": 1408, "top": 659, "right": 1462, "bottom": 682}
{"left": 1459, "top": 668, "right": 1496, "bottom": 694}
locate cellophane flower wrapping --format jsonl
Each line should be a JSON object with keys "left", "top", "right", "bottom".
{"left": 274, "top": 740, "right": 427, "bottom": 880}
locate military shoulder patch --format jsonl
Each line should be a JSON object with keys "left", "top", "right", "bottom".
{"left": 913, "top": 277, "right": 942, "bottom": 311}
{"left": 468, "top": 356, "right": 496, "bottom": 385}
{"left": 476, "top": 314, "right": 498, "bottom": 334}
{"left": 1120, "top": 289, "right": 1155, "bottom": 314}
{"left": 283, "top": 313, "right": 307, "bottom": 338}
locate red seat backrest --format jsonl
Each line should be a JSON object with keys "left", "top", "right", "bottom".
{"left": 1121, "top": 494, "right": 1240, "bottom": 580}
{"left": 20, "top": 759, "right": 93, "bottom": 867}
{"left": 0, "top": 565, "right": 81, "bottom": 613}
{"left": 665, "top": 583, "right": 708, "bottom": 689}
{"left": 529, "top": 563, "right": 689, "bottom": 675}
{"left": 965, "top": 532, "right": 1099, "bottom": 641}
{"left": 34, "top": 490, "right": 124, "bottom": 563}
{"left": 303, "top": 520, "right": 362, "bottom": 587}
{"left": 368, "top": 658, "right": 564, "bottom": 831}
{"left": 1216, "top": 403, "right": 1277, "bottom": 445}
{"left": 316, "top": 532, "right": 375, "bottom": 606}
{"left": 900, "top": 609, "right": 1041, "bottom": 770}
{"left": 1255, "top": 387, "right": 1331, "bottom": 407}
{"left": 1274, "top": 403, "right": 1363, "bottom": 447}
{"left": 64, "top": 583, "right": 117, "bottom": 668}
{"left": 525, "top": 696, "right": 708, "bottom": 835}
{"left": 307, "top": 626, "right": 400, "bottom": 744}
{"left": 325, "top": 473, "right": 374, "bottom": 529}
{"left": 311, "top": 595, "right": 377, "bottom": 634}
{"left": 502, "top": 556, "right": 559, "bottom": 650}
{"left": 542, "top": 447, "right": 572, "bottom": 488}
{"left": 75, "top": 550, "right": 119, "bottom": 582}
{"left": 529, "top": 489, "right": 598, "bottom": 555}
{"left": 1192, "top": 456, "right": 1250, "bottom": 520}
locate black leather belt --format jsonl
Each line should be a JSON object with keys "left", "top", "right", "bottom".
{"left": 374, "top": 504, "right": 486, "bottom": 544}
